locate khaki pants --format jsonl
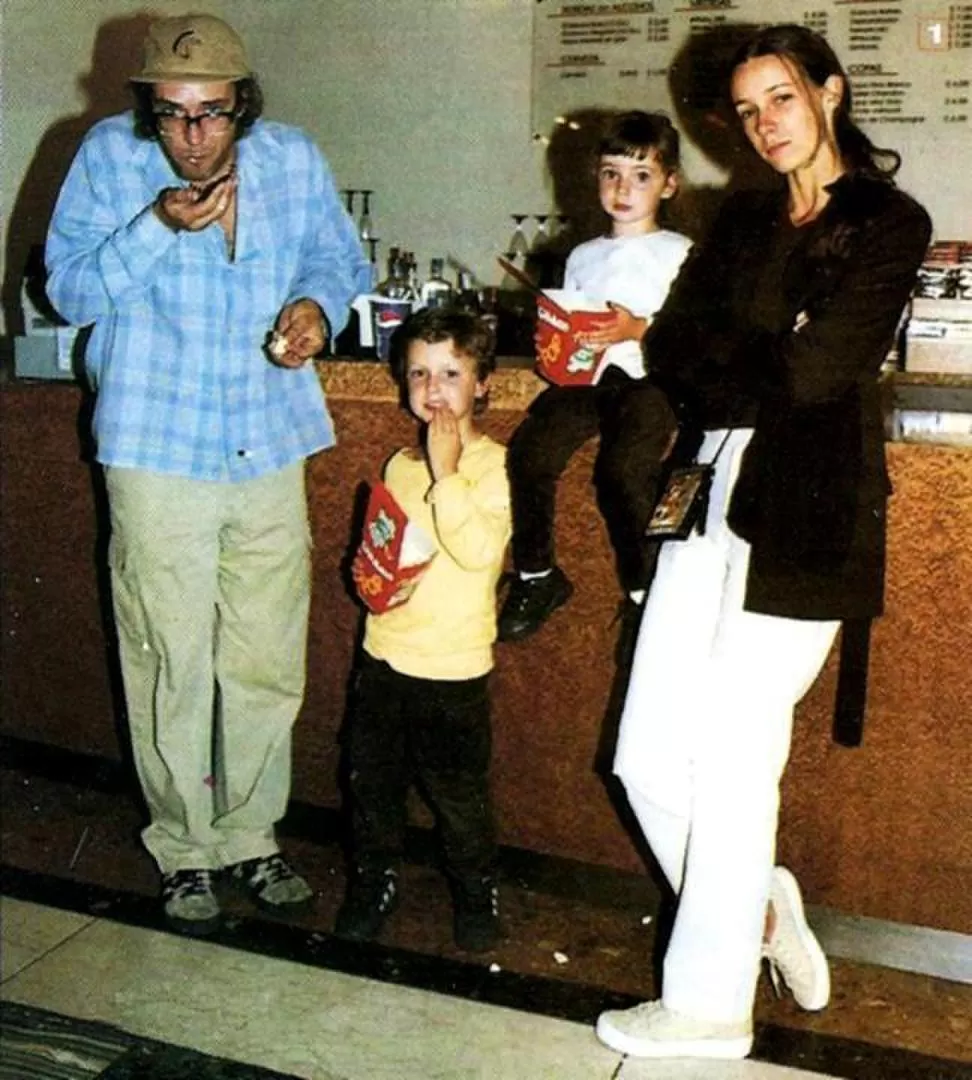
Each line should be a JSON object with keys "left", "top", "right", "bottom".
{"left": 105, "top": 463, "right": 311, "bottom": 874}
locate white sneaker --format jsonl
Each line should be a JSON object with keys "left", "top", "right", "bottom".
{"left": 764, "top": 865, "right": 830, "bottom": 1010}
{"left": 595, "top": 1000, "right": 753, "bottom": 1060}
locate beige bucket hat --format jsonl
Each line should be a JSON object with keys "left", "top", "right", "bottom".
{"left": 131, "top": 14, "right": 251, "bottom": 82}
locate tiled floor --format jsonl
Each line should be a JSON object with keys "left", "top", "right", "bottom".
{"left": 2, "top": 738, "right": 971, "bottom": 1079}
{"left": 0, "top": 898, "right": 873, "bottom": 1080}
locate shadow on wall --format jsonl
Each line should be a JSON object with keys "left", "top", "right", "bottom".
{"left": 2, "top": 13, "right": 153, "bottom": 337}
{"left": 523, "top": 21, "right": 779, "bottom": 287}
{"left": 522, "top": 107, "right": 615, "bottom": 290}
{"left": 665, "top": 19, "right": 781, "bottom": 238}
{"left": 524, "top": 17, "right": 781, "bottom": 287}
{"left": 1, "top": 16, "right": 150, "bottom": 783}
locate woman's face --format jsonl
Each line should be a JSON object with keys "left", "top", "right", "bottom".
{"left": 730, "top": 54, "right": 838, "bottom": 176}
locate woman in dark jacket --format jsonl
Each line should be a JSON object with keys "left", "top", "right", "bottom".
{"left": 596, "top": 24, "right": 931, "bottom": 1061}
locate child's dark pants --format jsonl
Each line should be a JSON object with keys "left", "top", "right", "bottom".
{"left": 347, "top": 653, "right": 496, "bottom": 886}
{"left": 507, "top": 370, "right": 677, "bottom": 593}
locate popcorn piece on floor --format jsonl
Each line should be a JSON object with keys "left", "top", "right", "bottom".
{"left": 489, "top": 963, "right": 501, "bottom": 974}
{"left": 553, "top": 951, "right": 569, "bottom": 965}
{"left": 641, "top": 915, "right": 654, "bottom": 925}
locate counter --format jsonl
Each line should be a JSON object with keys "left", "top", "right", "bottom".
{"left": 2, "top": 364, "right": 970, "bottom": 934}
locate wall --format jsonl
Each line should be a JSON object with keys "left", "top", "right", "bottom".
{"left": 1, "top": 0, "right": 966, "bottom": 337}
{"left": 1, "top": 0, "right": 547, "bottom": 335}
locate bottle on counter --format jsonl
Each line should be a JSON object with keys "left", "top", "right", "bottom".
{"left": 403, "top": 251, "right": 420, "bottom": 300}
{"left": 455, "top": 270, "right": 481, "bottom": 314}
{"left": 377, "top": 248, "right": 416, "bottom": 301}
{"left": 372, "top": 246, "right": 416, "bottom": 362}
{"left": 478, "top": 285, "right": 500, "bottom": 341}
{"left": 420, "top": 258, "right": 454, "bottom": 310}
{"left": 376, "top": 247, "right": 398, "bottom": 295}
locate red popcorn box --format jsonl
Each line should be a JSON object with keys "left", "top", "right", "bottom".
{"left": 535, "top": 291, "right": 610, "bottom": 387}
{"left": 351, "top": 481, "right": 436, "bottom": 614}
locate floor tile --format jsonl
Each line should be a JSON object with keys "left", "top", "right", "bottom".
{"left": 2, "top": 915, "right": 622, "bottom": 1080}
{"left": 0, "top": 896, "right": 94, "bottom": 981}
{"left": 3, "top": 754, "right": 972, "bottom": 1078}
{"left": 620, "top": 1060, "right": 839, "bottom": 1080}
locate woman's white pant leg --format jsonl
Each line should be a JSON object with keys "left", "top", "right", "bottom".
{"left": 622, "top": 786, "right": 689, "bottom": 894}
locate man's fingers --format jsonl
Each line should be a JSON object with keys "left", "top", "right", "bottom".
{"left": 158, "top": 176, "right": 235, "bottom": 231}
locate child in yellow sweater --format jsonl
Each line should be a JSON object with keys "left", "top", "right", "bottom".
{"left": 336, "top": 307, "right": 511, "bottom": 952}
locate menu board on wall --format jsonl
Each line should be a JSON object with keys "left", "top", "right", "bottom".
{"left": 531, "top": 1, "right": 971, "bottom": 206}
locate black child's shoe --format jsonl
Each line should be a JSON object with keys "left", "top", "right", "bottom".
{"left": 453, "top": 876, "right": 501, "bottom": 953}
{"left": 334, "top": 868, "right": 400, "bottom": 942}
{"left": 497, "top": 567, "right": 573, "bottom": 642}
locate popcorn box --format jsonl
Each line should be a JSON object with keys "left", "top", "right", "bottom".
{"left": 351, "top": 482, "right": 436, "bottom": 613}
{"left": 535, "top": 290, "right": 610, "bottom": 387}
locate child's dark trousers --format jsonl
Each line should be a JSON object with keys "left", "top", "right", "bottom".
{"left": 507, "top": 370, "right": 677, "bottom": 592}
{"left": 346, "top": 652, "right": 497, "bottom": 885}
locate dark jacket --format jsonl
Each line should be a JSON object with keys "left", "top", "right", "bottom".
{"left": 645, "top": 172, "right": 932, "bottom": 621}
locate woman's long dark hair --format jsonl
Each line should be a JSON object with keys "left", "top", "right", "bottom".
{"left": 731, "top": 23, "right": 901, "bottom": 181}
{"left": 131, "top": 76, "right": 264, "bottom": 141}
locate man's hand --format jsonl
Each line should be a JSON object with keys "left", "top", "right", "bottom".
{"left": 426, "top": 407, "right": 462, "bottom": 482}
{"left": 268, "top": 299, "right": 328, "bottom": 369}
{"left": 575, "top": 302, "right": 648, "bottom": 350}
{"left": 154, "top": 170, "right": 236, "bottom": 233}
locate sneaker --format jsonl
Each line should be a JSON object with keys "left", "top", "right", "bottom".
{"left": 595, "top": 1000, "right": 753, "bottom": 1060}
{"left": 453, "top": 876, "right": 501, "bottom": 953}
{"left": 497, "top": 567, "right": 573, "bottom": 642}
{"left": 334, "top": 868, "right": 399, "bottom": 942}
{"left": 763, "top": 866, "right": 830, "bottom": 1010}
{"left": 162, "top": 869, "right": 221, "bottom": 936}
{"left": 228, "top": 853, "right": 315, "bottom": 915}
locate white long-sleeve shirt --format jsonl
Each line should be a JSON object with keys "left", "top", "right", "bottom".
{"left": 563, "top": 229, "right": 692, "bottom": 382}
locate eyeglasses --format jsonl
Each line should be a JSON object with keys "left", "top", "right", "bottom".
{"left": 152, "top": 104, "right": 238, "bottom": 136}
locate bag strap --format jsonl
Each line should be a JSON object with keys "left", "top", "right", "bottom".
{"left": 832, "top": 618, "right": 872, "bottom": 747}
{"left": 704, "top": 429, "right": 733, "bottom": 467}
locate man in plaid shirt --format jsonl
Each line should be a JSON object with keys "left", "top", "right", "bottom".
{"left": 46, "top": 13, "right": 371, "bottom": 935}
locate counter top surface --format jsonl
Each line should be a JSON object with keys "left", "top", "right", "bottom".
{"left": 316, "top": 357, "right": 547, "bottom": 412}
{"left": 315, "top": 360, "right": 972, "bottom": 444}
{"left": 5, "top": 357, "right": 972, "bottom": 442}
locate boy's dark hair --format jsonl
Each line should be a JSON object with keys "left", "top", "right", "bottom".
{"left": 391, "top": 305, "right": 497, "bottom": 412}
{"left": 597, "top": 110, "right": 681, "bottom": 174}
{"left": 131, "top": 77, "right": 265, "bottom": 140}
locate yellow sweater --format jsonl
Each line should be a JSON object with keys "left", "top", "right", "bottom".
{"left": 363, "top": 435, "right": 511, "bottom": 681}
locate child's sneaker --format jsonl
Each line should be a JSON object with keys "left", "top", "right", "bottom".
{"left": 763, "top": 865, "right": 830, "bottom": 1010}
{"left": 334, "top": 868, "right": 399, "bottom": 942}
{"left": 453, "top": 876, "right": 501, "bottom": 952}
{"left": 595, "top": 1000, "right": 753, "bottom": 1060}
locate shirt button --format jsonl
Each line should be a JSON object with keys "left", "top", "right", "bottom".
{"left": 237, "top": 449, "right": 250, "bottom": 458}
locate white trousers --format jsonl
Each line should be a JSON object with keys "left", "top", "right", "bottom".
{"left": 106, "top": 462, "right": 311, "bottom": 874}
{"left": 614, "top": 429, "right": 839, "bottom": 1023}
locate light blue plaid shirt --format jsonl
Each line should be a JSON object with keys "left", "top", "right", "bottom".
{"left": 46, "top": 114, "right": 373, "bottom": 481}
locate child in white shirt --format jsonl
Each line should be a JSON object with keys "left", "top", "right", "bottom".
{"left": 498, "top": 111, "right": 692, "bottom": 650}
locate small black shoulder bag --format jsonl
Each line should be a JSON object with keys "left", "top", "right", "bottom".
{"left": 643, "top": 430, "right": 733, "bottom": 542}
